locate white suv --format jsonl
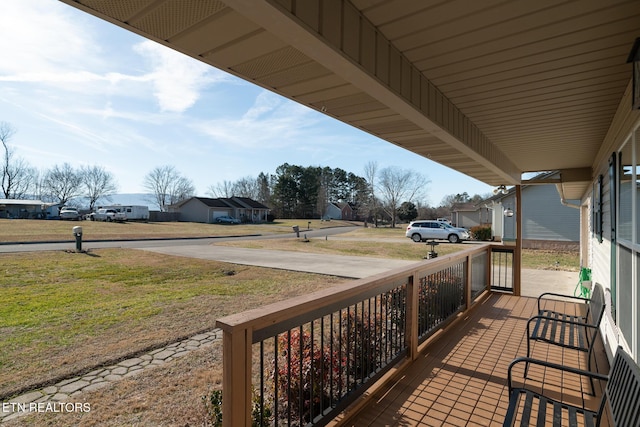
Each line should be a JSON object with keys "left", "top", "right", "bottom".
{"left": 405, "top": 220, "right": 469, "bottom": 243}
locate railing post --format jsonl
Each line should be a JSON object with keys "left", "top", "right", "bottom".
{"left": 406, "top": 273, "right": 419, "bottom": 360}
{"left": 485, "top": 245, "right": 492, "bottom": 292}
{"left": 465, "top": 254, "right": 472, "bottom": 308}
{"left": 221, "top": 325, "right": 253, "bottom": 427}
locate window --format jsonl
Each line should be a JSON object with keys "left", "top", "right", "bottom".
{"left": 619, "top": 141, "right": 632, "bottom": 242}
{"left": 614, "top": 125, "right": 640, "bottom": 354}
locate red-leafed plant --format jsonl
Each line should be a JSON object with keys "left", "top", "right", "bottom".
{"left": 274, "top": 329, "right": 343, "bottom": 424}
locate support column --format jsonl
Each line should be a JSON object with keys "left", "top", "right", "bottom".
{"left": 514, "top": 185, "right": 522, "bottom": 296}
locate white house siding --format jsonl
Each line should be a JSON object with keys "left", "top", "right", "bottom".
{"left": 588, "top": 166, "right": 615, "bottom": 359}
{"left": 522, "top": 185, "right": 580, "bottom": 242}
{"left": 177, "top": 199, "right": 211, "bottom": 223}
{"left": 586, "top": 85, "right": 640, "bottom": 362}
{"left": 502, "top": 184, "right": 579, "bottom": 245}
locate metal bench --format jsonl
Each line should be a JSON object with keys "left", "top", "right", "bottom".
{"left": 503, "top": 346, "right": 640, "bottom": 427}
{"left": 525, "top": 283, "right": 605, "bottom": 393}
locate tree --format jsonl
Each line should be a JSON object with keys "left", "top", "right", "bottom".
{"left": 441, "top": 192, "right": 471, "bottom": 208}
{"left": 363, "top": 161, "right": 378, "bottom": 226}
{"left": 256, "top": 172, "right": 272, "bottom": 206}
{"left": 143, "top": 165, "right": 195, "bottom": 211}
{"left": 1, "top": 122, "right": 35, "bottom": 199}
{"left": 378, "top": 166, "right": 429, "bottom": 227}
{"left": 233, "top": 176, "right": 259, "bottom": 199}
{"left": 81, "top": 165, "right": 118, "bottom": 211}
{"left": 397, "top": 201, "right": 418, "bottom": 222}
{"left": 272, "top": 163, "right": 300, "bottom": 218}
{"left": 207, "top": 180, "right": 234, "bottom": 198}
{"left": 42, "top": 163, "right": 84, "bottom": 205}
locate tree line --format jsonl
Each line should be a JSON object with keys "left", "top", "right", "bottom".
{"left": 3, "top": 121, "right": 487, "bottom": 220}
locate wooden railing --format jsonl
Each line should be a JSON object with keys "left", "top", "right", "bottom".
{"left": 490, "top": 246, "right": 515, "bottom": 292}
{"left": 215, "top": 244, "right": 513, "bottom": 426}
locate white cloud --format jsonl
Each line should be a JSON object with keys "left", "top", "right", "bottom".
{"left": 133, "top": 40, "right": 228, "bottom": 113}
{"left": 0, "top": 1, "right": 99, "bottom": 76}
{"left": 197, "top": 90, "right": 324, "bottom": 149}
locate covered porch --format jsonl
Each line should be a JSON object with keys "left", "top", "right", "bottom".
{"left": 216, "top": 244, "right": 607, "bottom": 426}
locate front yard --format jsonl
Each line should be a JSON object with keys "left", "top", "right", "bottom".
{"left": 0, "top": 221, "right": 580, "bottom": 425}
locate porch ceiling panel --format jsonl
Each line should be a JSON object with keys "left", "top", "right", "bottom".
{"left": 60, "top": 0, "right": 640, "bottom": 197}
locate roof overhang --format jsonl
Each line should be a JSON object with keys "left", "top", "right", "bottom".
{"left": 59, "top": 0, "right": 640, "bottom": 198}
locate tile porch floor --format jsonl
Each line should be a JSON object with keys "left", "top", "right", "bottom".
{"left": 342, "top": 289, "right": 610, "bottom": 426}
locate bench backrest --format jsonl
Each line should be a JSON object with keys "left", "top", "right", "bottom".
{"left": 586, "top": 283, "right": 605, "bottom": 328}
{"left": 604, "top": 347, "right": 640, "bottom": 426}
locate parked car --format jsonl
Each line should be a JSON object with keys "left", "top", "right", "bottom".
{"left": 89, "top": 208, "right": 126, "bottom": 222}
{"left": 405, "top": 220, "right": 469, "bottom": 243}
{"left": 215, "top": 215, "right": 241, "bottom": 224}
{"left": 59, "top": 207, "right": 80, "bottom": 221}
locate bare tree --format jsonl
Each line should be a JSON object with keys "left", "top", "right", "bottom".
{"left": 1, "top": 122, "right": 35, "bottom": 199}
{"left": 378, "top": 166, "right": 429, "bottom": 227}
{"left": 42, "top": 163, "right": 84, "bottom": 205}
{"left": 169, "top": 175, "right": 195, "bottom": 206}
{"left": 144, "top": 165, "right": 195, "bottom": 211}
{"left": 206, "top": 180, "right": 234, "bottom": 198}
{"left": 81, "top": 165, "right": 118, "bottom": 211}
{"left": 363, "top": 161, "right": 378, "bottom": 226}
{"left": 232, "top": 176, "right": 259, "bottom": 199}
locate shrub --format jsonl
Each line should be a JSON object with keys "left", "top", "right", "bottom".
{"left": 202, "top": 387, "right": 273, "bottom": 426}
{"left": 336, "top": 310, "right": 384, "bottom": 385}
{"left": 274, "top": 329, "right": 342, "bottom": 424}
{"left": 469, "top": 225, "right": 492, "bottom": 241}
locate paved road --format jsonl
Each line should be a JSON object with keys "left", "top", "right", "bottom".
{"left": 0, "top": 226, "right": 359, "bottom": 253}
{"left": 0, "top": 226, "right": 419, "bottom": 278}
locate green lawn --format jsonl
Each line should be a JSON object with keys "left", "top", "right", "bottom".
{"left": 0, "top": 249, "right": 345, "bottom": 399}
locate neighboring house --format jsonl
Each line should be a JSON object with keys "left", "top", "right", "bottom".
{"left": 0, "top": 199, "right": 47, "bottom": 219}
{"left": 322, "top": 202, "right": 341, "bottom": 220}
{"left": 322, "top": 202, "right": 354, "bottom": 220}
{"left": 450, "top": 203, "right": 491, "bottom": 229}
{"left": 169, "top": 197, "right": 270, "bottom": 223}
{"left": 488, "top": 172, "right": 580, "bottom": 249}
{"left": 450, "top": 172, "right": 581, "bottom": 249}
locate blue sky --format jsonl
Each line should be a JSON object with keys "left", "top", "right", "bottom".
{"left": 0, "top": 0, "right": 493, "bottom": 206}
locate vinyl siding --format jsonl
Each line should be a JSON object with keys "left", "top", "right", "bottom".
{"left": 502, "top": 184, "right": 579, "bottom": 242}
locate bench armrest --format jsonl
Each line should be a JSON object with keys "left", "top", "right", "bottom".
{"left": 507, "top": 356, "right": 608, "bottom": 392}
{"left": 537, "top": 292, "right": 590, "bottom": 312}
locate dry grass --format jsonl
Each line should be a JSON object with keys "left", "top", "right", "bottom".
{"left": 216, "top": 235, "right": 470, "bottom": 260}
{"left": 0, "top": 249, "right": 345, "bottom": 400}
{"left": 0, "top": 219, "right": 356, "bottom": 243}
{"left": 4, "top": 343, "right": 224, "bottom": 427}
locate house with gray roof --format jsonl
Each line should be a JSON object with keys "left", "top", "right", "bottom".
{"left": 169, "top": 197, "right": 270, "bottom": 224}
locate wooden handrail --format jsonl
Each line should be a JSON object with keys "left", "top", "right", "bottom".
{"left": 216, "top": 243, "right": 502, "bottom": 426}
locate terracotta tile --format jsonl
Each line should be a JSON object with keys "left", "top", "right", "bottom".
{"left": 342, "top": 293, "right": 610, "bottom": 427}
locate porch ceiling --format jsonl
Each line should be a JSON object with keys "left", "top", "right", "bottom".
{"left": 60, "top": 0, "right": 640, "bottom": 199}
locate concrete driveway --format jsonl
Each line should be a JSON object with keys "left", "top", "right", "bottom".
{"left": 139, "top": 244, "right": 419, "bottom": 279}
